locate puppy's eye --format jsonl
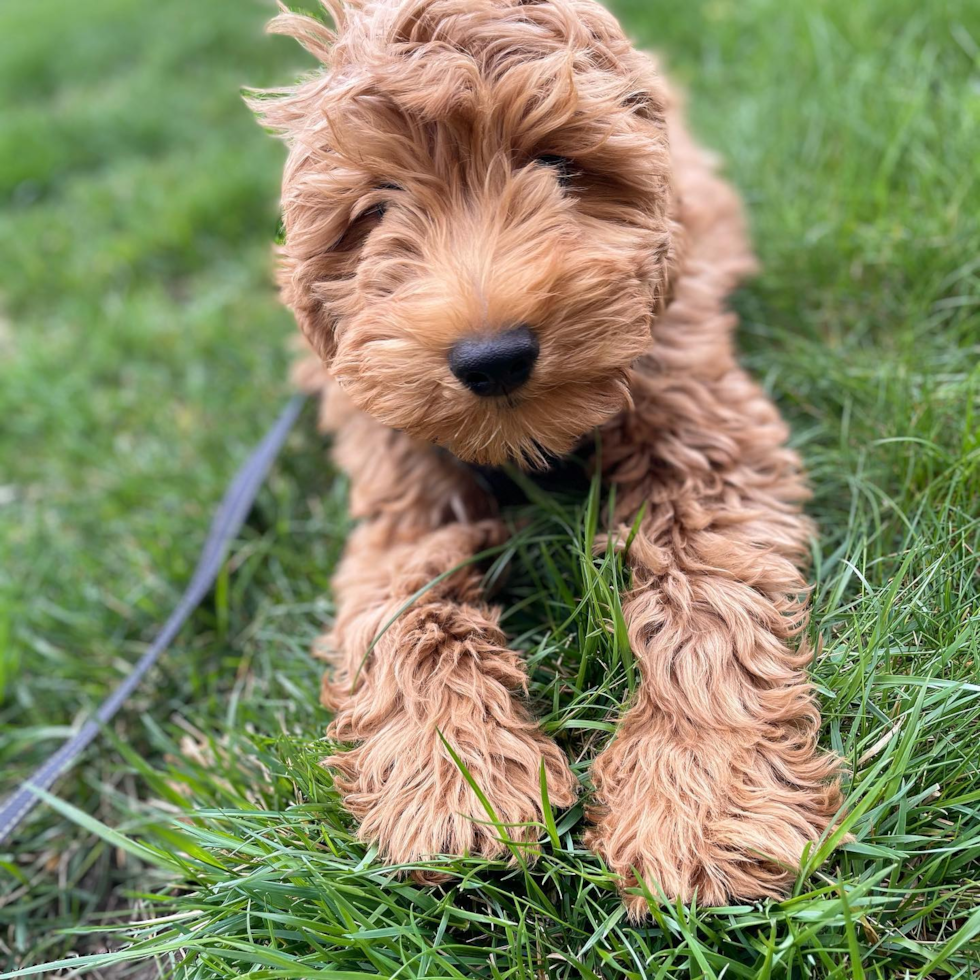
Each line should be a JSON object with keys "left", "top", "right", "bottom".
{"left": 535, "top": 154, "right": 574, "bottom": 187}
{"left": 330, "top": 202, "right": 387, "bottom": 252}
{"left": 358, "top": 202, "right": 388, "bottom": 221}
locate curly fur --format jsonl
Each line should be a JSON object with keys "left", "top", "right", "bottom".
{"left": 253, "top": 0, "right": 844, "bottom": 914}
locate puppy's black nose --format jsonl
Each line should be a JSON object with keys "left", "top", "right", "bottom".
{"left": 449, "top": 324, "right": 539, "bottom": 397}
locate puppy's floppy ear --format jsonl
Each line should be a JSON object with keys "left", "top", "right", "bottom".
{"left": 246, "top": 4, "right": 346, "bottom": 368}
{"left": 642, "top": 58, "right": 755, "bottom": 318}
{"left": 622, "top": 51, "right": 682, "bottom": 317}
{"left": 277, "top": 246, "right": 340, "bottom": 366}
{"left": 655, "top": 212, "right": 687, "bottom": 316}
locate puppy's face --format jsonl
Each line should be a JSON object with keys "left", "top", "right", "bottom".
{"left": 257, "top": 0, "right": 674, "bottom": 466}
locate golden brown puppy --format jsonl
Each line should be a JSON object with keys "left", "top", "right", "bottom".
{"left": 251, "top": 0, "right": 843, "bottom": 915}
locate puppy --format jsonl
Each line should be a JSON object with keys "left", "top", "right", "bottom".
{"left": 251, "top": 0, "right": 843, "bottom": 914}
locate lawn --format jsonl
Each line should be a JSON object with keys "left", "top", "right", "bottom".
{"left": 1, "top": 0, "right": 979, "bottom": 975}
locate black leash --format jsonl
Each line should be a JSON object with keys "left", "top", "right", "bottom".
{"left": 0, "top": 394, "right": 306, "bottom": 846}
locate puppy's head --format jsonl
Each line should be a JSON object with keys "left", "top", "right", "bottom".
{"left": 253, "top": 0, "right": 674, "bottom": 466}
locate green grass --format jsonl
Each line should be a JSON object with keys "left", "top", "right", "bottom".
{"left": 1, "top": 0, "right": 979, "bottom": 975}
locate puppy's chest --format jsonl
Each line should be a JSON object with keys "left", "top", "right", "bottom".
{"left": 462, "top": 455, "right": 594, "bottom": 508}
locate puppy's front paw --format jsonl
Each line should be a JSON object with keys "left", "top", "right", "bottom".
{"left": 586, "top": 728, "right": 842, "bottom": 916}
{"left": 327, "top": 716, "right": 578, "bottom": 881}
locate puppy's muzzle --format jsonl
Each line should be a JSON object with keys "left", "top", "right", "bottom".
{"left": 448, "top": 324, "right": 539, "bottom": 397}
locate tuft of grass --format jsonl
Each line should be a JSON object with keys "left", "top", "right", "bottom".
{"left": 2, "top": 0, "right": 979, "bottom": 976}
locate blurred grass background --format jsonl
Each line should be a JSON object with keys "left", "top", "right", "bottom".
{"left": 1, "top": 0, "right": 979, "bottom": 976}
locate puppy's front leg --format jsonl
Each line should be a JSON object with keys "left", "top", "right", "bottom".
{"left": 587, "top": 370, "right": 843, "bottom": 914}
{"left": 317, "top": 406, "right": 577, "bottom": 878}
